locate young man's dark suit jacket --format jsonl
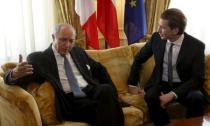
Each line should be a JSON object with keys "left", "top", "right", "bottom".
{"left": 128, "top": 32, "right": 205, "bottom": 98}
{"left": 4, "top": 44, "right": 124, "bottom": 126}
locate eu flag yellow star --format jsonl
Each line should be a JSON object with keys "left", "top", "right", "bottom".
{"left": 129, "top": 0, "right": 137, "bottom": 8}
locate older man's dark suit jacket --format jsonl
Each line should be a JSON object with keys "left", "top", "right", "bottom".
{"left": 128, "top": 32, "right": 205, "bottom": 97}
{"left": 5, "top": 45, "right": 120, "bottom": 122}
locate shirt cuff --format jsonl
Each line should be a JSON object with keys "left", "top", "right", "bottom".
{"left": 170, "top": 91, "right": 178, "bottom": 99}
{"left": 7, "top": 69, "right": 17, "bottom": 83}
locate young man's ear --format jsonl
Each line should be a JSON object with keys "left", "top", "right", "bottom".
{"left": 52, "top": 34, "right": 55, "bottom": 41}
{"left": 172, "top": 27, "right": 179, "bottom": 35}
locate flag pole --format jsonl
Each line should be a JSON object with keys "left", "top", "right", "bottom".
{"left": 105, "top": 40, "right": 108, "bottom": 49}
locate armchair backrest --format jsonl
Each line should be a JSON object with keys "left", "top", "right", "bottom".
{"left": 86, "top": 42, "right": 155, "bottom": 94}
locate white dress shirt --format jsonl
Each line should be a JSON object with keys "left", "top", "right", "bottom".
{"left": 162, "top": 34, "right": 184, "bottom": 82}
{"left": 52, "top": 45, "right": 88, "bottom": 93}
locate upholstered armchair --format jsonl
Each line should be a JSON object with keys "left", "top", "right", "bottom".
{"left": 0, "top": 43, "right": 147, "bottom": 126}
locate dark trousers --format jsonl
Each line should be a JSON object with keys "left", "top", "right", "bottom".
{"left": 144, "top": 82, "right": 205, "bottom": 126}
{"left": 61, "top": 84, "right": 125, "bottom": 126}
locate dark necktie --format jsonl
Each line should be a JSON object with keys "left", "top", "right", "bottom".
{"left": 63, "top": 56, "right": 86, "bottom": 97}
{"left": 168, "top": 43, "right": 174, "bottom": 86}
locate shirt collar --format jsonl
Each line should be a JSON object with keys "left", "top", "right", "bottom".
{"left": 52, "top": 44, "right": 70, "bottom": 58}
{"left": 167, "top": 34, "right": 184, "bottom": 46}
{"left": 52, "top": 44, "right": 61, "bottom": 57}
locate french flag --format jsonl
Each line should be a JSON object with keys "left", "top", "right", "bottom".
{"left": 97, "top": 0, "right": 120, "bottom": 48}
{"left": 75, "top": 0, "right": 99, "bottom": 49}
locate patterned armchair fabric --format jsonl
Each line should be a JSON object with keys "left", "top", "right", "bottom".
{"left": 0, "top": 77, "right": 42, "bottom": 126}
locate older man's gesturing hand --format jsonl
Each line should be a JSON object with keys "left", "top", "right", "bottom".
{"left": 11, "top": 55, "right": 33, "bottom": 79}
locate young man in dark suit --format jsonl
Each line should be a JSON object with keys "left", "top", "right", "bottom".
{"left": 4, "top": 23, "right": 124, "bottom": 126}
{"left": 127, "top": 8, "right": 206, "bottom": 126}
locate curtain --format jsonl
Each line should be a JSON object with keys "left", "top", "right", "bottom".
{"left": 54, "top": 0, "right": 86, "bottom": 49}
{"left": 145, "top": 0, "right": 170, "bottom": 40}
{"left": 0, "top": 0, "right": 55, "bottom": 64}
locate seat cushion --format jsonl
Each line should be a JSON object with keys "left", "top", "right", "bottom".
{"left": 27, "top": 81, "right": 60, "bottom": 125}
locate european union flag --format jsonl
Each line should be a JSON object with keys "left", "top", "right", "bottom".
{"left": 124, "top": 0, "right": 147, "bottom": 44}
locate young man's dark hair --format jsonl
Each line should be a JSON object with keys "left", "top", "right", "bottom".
{"left": 161, "top": 8, "right": 187, "bottom": 35}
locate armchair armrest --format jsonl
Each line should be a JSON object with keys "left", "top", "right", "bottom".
{"left": 0, "top": 77, "right": 42, "bottom": 126}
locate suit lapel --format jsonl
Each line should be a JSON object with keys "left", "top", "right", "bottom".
{"left": 70, "top": 47, "right": 92, "bottom": 79}
{"left": 70, "top": 47, "right": 87, "bottom": 76}
{"left": 159, "top": 39, "right": 167, "bottom": 65}
{"left": 43, "top": 45, "right": 61, "bottom": 87}
{"left": 70, "top": 47, "right": 81, "bottom": 71}
{"left": 176, "top": 34, "right": 188, "bottom": 65}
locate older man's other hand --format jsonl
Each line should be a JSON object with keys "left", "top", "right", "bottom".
{"left": 128, "top": 85, "right": 144, "bottom": 95}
